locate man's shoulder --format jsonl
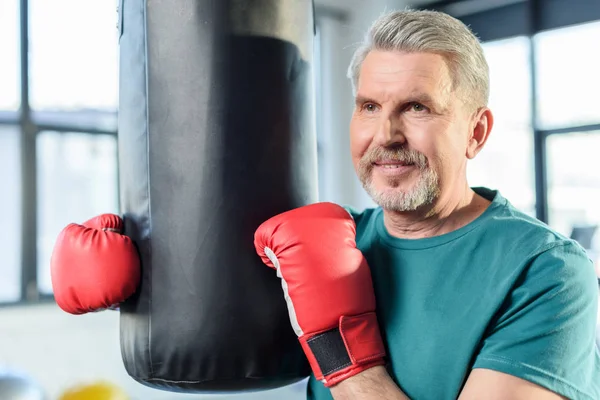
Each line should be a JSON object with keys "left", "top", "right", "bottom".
{"left": 476, "top": 192, "right": 595, "bottom": 302}
{"left": 478, "top": 188, "right": 587, "bottom": 261}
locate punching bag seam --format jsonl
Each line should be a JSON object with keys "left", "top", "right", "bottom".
{"left": 141, "top": 372, "right": 308, "bottom": 384}
{"left": 142, "top": 0, "right": 155, "bottom": 379}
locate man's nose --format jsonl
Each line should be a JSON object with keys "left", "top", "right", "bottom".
{"left": 373, "top": 116, "right": 407, "bottom": 147}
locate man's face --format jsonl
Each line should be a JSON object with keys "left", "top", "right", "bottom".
{"left": 350, "top": 50, "right": 475, "bottom": 212}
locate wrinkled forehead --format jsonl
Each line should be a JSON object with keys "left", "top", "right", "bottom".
{"left": 357, "top": 50, "right": 454, "bottom": 103}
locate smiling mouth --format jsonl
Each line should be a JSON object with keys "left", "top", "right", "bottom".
{"left": 373, "top": 161, "right": 415, "bottom": 169}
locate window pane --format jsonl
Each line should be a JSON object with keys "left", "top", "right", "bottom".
{"left": 468, "top": 37, "right": 535, "bottom": 214}
{"left": 483, "top": 37, "right": 532, "bottom": 126}
{"left": 29, "top": 0, "right": 119, "bottom": 113}
{"left": 547, "top": 132, "right": 600, "bottom": 257}
{"left": 0, "top": 126, "right": 22, "bottom": 302}
{"left": 0, "top": 0, "right": 20, "bottom": 111}
{"left": 37, "top": 132, "right": 118, "bottom": 294}
{"left": 535, "top": 22, "right": 600, "bottom": 130}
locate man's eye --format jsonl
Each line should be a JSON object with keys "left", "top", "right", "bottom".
{"left": 410, "top": 103, "right": 426, "bottom": 112}
{"left": 363, "top": 103, "right": 378, "bottom": 113}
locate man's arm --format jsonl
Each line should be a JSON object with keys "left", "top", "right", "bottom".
{"left": 329, "top": 366, "right": 567, "bottom": 400}
{"left": 458, "top": 369, "right": 567, "bottom": 400}
{"left": 329, "top": 241, "right": 600, "bottom": 399}
{"left": 329, "top": 366, "right": 409, "bottom": 400}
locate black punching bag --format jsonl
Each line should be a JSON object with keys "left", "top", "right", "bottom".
{"left": 117, "top": 0, "right": 316, "bottom": 392}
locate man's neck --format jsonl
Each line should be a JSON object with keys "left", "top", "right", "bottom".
{"left": 383, "top": 185, "right": 491, "bottom": 239}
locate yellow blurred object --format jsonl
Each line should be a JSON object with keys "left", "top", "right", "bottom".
{"left": 58, "top": 381, "right": 129, "bottom": 400}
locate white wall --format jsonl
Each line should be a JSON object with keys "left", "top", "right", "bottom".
{"left": 0, "top": 1, "right": 410, "bottom": 399}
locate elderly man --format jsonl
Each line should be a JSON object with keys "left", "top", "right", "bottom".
{"left": 255, "top": 9, "right": 600, "bottom": 400}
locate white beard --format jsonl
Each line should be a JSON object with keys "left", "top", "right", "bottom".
{"left": 362, "top": 166, "right": 439, "bottom": 212}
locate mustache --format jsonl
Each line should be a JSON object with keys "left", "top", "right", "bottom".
{"left": 359, "top": 147, "right": 429, "bottom": 169}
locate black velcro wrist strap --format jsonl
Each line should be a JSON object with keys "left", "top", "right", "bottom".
{"left": 306, "top": 328, "right": 352, "bottom": 376}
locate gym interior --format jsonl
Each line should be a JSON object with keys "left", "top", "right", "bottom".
{"left": 1, "top": 0, "right": 599, "bottom": 399}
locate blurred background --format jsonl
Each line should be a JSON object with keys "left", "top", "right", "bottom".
{"left": 0, "top": 0, "right": 599, "bottom": 398}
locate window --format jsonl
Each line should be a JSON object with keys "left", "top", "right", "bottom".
{"left": 0, "top": 0, "right": 120, "bottom": 303}
{"left": 37, "top": 132, "right": 118, "bottom": 294}
{"left": 535, "top": 22, "right": 600, "bottom": 130}
{"left": 467, "top": 36, "right": 535, "bottom": 214}
{"left": 0, "top": 0, "right": 20, "bottom": 111}
{"left": 547, "top": 132, "right": 600, "bottom": 251}
{"left": 29, "top": 0, "right": 119, "bottom": 129}
{"left": 0, "top": 126, "right": 22, "bottom": 302}
{"left": 535, "top": 21, "right": 600, "bottom": 254}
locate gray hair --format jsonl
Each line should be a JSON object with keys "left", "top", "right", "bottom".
{"left": 347, "top": 9, "right": 489, "bottom": 109}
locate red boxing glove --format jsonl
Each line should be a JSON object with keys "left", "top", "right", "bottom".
{"left": 51, "top": 214, "right": 141, "bottom": 315}
{"left": 254, "top": 203, "right": 386, "bottom": 387}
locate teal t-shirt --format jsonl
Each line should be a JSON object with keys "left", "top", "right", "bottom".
{"left": 308, "top": 187, "right": 600, "bottom": 400}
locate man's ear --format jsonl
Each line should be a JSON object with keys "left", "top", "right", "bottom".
{"left": 466, "top": 107, "right": 493, "bottom": 159}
